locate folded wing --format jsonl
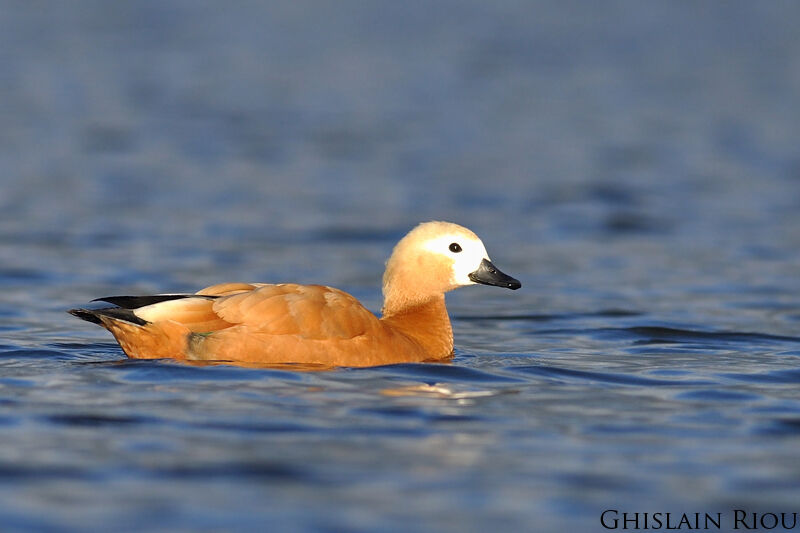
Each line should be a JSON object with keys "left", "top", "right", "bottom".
{"left": 211, "top": 284, "right": 376, "bottom": 339}
{"left": 132, "top": 282, "right": 378, "bottom": 340}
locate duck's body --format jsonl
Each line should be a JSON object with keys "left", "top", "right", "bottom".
{"left": 70, "top": 221, "right": 520, "bottom": 367}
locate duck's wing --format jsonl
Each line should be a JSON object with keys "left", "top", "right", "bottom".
{"left": 71, "top": 283, "right": 383, "bottom": 363}
{"left": 117, "top": 283, "right": 266, "bottom": 333}
{"left": 95, "top": 282, "right": 377, "bottom": 339}
{"left": 210, "top": 284, "right": 378, "bottom": 339}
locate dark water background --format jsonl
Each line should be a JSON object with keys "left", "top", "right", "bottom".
{"left": 2, "top": 1, "right": 800, "bottom": 531}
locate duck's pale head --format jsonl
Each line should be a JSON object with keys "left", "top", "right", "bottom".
{"left": 381, "top": 221, "right": 520, "bottom": 315}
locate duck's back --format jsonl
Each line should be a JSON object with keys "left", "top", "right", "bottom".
{"left": 152, "top": 283, "right": 390, "bottom": 364}
{"left": 207, "top": 283, "right": 375, "bottom": 338}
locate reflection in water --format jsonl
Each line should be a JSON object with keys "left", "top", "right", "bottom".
{"left": 186, "top": 359, "right": 337, "bottom": 372}
{"left": 380, "top": 383, "right": 514, "bottom": 401}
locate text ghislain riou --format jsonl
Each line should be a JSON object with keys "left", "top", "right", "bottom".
{"left": 601, "top": 510, "right": 799, "bottom": 530}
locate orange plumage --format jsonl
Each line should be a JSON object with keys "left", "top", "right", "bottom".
{"left": 69, "top": 222, "right": 520, "bottom": 367}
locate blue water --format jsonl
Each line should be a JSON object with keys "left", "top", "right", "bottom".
{"left": 2, "top": 1, "right": 800, "bottom": 531}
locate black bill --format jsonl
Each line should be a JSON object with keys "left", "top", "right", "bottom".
{"left": 468, "top": 259, "right": 521, "bottom": 290}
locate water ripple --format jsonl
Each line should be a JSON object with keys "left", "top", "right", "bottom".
{"left": 722, "top": 369, "right": 800, "bottom": 384}
{"left": 377, "top": 362, "right": 523, "bottom": 384}
{"left": 511, "top": 364, "right": 713, "bottom": 387}
{"left": 43, "top": 414, "right": 157, "bottom": 427}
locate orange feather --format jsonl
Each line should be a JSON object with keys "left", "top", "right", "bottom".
{"left": 69, "top": 222, "right": 520, "bottom": 367}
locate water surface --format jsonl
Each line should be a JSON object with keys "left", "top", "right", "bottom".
{"left": 1, "top": 2, "right": 800, "bottom": 532}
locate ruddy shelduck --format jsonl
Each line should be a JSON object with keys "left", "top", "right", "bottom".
{"left": 69, "top": 221, "right": 521, "bottom": 367}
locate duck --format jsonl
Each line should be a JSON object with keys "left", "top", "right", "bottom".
{"left": 69, "top": 221, "right": 521, "bottom": 367}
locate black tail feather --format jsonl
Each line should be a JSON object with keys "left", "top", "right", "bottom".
{"left": 91, "top": 294, "right": 216, "bottom": 309}
{"left": 71, "top": 293, "right": 220, "bottom": 327}
{"left": 68, "top": 308, "right": 104, "bottom": 325}
{"left": 68, "top": 307, "right": 148, "bottom": 326}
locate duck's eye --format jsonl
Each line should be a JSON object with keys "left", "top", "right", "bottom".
{"left": 449, "top": 242, "right": 462, "bottom": 253}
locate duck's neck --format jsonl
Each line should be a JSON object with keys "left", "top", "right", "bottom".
{"left": 381, "top": 295, "right": 454, "bottom": 360}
